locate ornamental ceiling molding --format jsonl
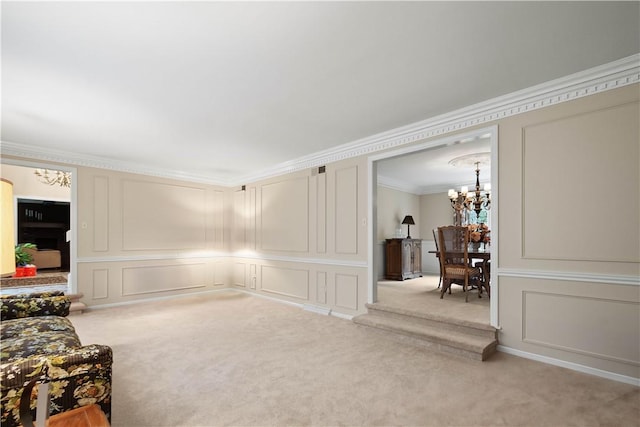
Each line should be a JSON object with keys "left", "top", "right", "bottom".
{"left": 1, "top": 53, "right": 638, "bottom": 187}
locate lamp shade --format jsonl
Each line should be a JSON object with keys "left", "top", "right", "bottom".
{"left": 401, "top": 215, "right": 415, "bottom": 225}
{"left": 1, "top": 179, "right": 16, "bottom": 277}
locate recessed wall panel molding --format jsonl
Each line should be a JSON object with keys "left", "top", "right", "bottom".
{"left": 261, "top": 265, "right": 309, "bottom": 300}
{"left": 122, "top": 180, "right": 207, "bottom": 250}
{"left": 316, "top": 271, "right": 327, "bottom": 304}
{"left": 317, "top": 173, "right": 327, "bottom": 253}
{"left": 92, "top": 268, "right": 109, "bottom": 299}
{"left": 521, "top": 102, "right": 639, "bottom": 262}
{"left": 335, "top": 273, "right": 358, "bottom": 310}
{"left": 93, "top": 176, "right": 109, "bottom": 252}
{"left": 523, "top": 291, "right": 640, "bottom": 366}
{"left": 233, "top": 190, "right": 246, "bottom": 251}
{"left": 233, "top": 263, "right": 246, "bottom": 287}
{"left": 247, "top": 187, "right": 257, "bottom": 250}
{"left": 122, "top": 264, "right": 206, "bottom": 296}
{"left": 335, "top": 166, "right": 358, "bottom": 254}
{"left": 250, "top": 263, "right": 257, "bottom": 289}
{"left": 260, "top": 177, "right": 309, "bottom": 252}
{"left": 212, "top": 190, "right": 224, "bottom": 249}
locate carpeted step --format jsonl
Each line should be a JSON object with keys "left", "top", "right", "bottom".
{"left": 353, "top": 306, "right": 498, "bottom": 361}
{"left": 365, "top": 302, "right": 496, "bottom": 339}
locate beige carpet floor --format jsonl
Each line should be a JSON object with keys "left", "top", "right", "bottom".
{"left": 377, "top": 275, "right": 490, "bottom": 325}
{"left": 70, "top": 290, "right": 639, "bottom": 427}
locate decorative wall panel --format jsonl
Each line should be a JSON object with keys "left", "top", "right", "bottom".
{"left": 522, "top": 102, "right": 639, "bottom": 262}
{"left": 122, "top": 180, "right": 206, "bottom": 250}
{"left": 247, "top": 187, "right": 256, "bottom": 250}
{"left": 212, "top": 190, "right": 224, "bottom": 249}
{"left": 93, "top": 176, "right": 109, "bottom": 252}
{"left": 317, "top": 173, "right": 327, "bottom": 253}
{"left": 92, "top": 269, "right": 109, "bottom": 299}
{"left": 335, "top": 166, "right": 358, "bottom": 254}
{"left": 316, "top": 271, "right": 327, "bottom": 304}
{"left": 335, "top": 273, "right": 358, "bottom": 310}
{"left": 261, "top": 177, "right": 309, "bottom": 252}
{"left": 122, "top": 264, "right": 206, "bottom": 295}
{"left": 232, "top": 190, "right": 246, "bottom": 250}
{"left": 233, "top": 263, "right": 246, "bottom": 287}
{"left": 261, "top": 265, "right": 309, "bottom": 300}
{"left": 523, "top": 291, "right": 640, "bottom": 365}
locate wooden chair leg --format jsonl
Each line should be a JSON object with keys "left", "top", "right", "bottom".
{"left": 440, "top": 279, "right": 449, "bottom": 299}
{"left": 464, "top": 277, "right": 469, "bottom": 303}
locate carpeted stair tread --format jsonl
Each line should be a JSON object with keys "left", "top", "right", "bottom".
{"left": 366, "top": 302, "right": 494, "bottom": 333}
{"left": 354, "top": 312, "right": 497, "bottom": 361}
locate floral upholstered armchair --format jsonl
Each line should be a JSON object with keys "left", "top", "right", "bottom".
{"left": 0, "top": 292, "right": 112, "bottom": 426}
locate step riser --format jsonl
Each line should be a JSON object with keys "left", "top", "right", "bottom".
{"left": 356, "top": 321, "right": 495, "bottom": 361}
{"left": 366, "top": 306, "right": 497, "bottom": 340}
{"left": 354, "top": 315, "right": 494, "bottom": 355}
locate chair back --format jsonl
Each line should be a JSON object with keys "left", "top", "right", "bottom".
{"left": 437, "top": 226, "right": 470, "bottom": 269}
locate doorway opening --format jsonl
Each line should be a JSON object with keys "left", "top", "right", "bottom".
{"left": 0, "top": 159, "right": 77, "bottom": 294}
{"left": 367, "top": 125, "right": 499, "bottom": 328}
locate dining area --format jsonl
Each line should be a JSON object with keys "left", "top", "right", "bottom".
{"left": 429, "top": 224, "right": 491, "bottom": 302}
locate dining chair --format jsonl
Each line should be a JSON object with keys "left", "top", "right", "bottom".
{"left": 437, "top": 225, "right": 483, "bottom": 302}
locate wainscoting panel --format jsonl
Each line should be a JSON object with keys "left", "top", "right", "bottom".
{"left": 521, "top": 101, "right": 639, "bottom": 262}
{"left": 250, "top": 264, "right": 257, "bottom": 289}
{"left": 261, "top": 265, "right": 309, "bottom": 300}
{"left": 335, "top": 273, "right": 358, "bottom": 310}
{"left": 335, "top": 166, "right": 358, "bottom": 254}
{"left": 316, "top": 271, "right": 327, "bottom": 304}
{"left": 122, "top": 180, "right": 207, "bottom": 250}
{"left": 92, "top": 269, "right": 109, "bottom": 299}
{"left": 93, "top": 176, "right": 109, "bottom": 252}
{"left": 233, "top": 263, "right": 246, "bottom": 288}
{"left": 121, "top": 263, "right": 206, "bottom": 296}
{"left": 499, "top": 275, "right": 640, "bottom": 379}
{"left": 261, "top": 177, "right": 309, "bottom": 252}
{"left": 523, "top": 291, "right": 639, "bottom": 365}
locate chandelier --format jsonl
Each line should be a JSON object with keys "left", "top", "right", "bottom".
{"left": 34, "top": 169, "right": 71, "bottom": 187}
{"left": 447, "top": 153, "right": 491, "bottom": 224}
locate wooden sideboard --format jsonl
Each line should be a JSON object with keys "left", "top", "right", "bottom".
{"left": 385, "top": 238, "right": 422, "bottom": 280}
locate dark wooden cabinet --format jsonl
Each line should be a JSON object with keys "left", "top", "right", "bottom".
{"left": 385, "top": 238, "right": 422, "bottom": 280}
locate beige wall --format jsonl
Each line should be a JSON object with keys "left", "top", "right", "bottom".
{"left": 376, "top": 186, "right": 421, "bottom": 241}
{"left": 230, "top": 158, "right": 369, "bottom": 316}
{"left": 492, "top": 84, "right": 639, "bottom": 379}
{"left": 74, "top": 168, "right": 228, "bottom": 305}
{"left": 0, "top": 164, "right": 71, "bottom": 202}
{"left": 2, "top": 83, "right": 638, "bottom": 381}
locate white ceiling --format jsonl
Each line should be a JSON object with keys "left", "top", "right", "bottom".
{"left": 2, "top": 2, "right": 639, "bottom": 187}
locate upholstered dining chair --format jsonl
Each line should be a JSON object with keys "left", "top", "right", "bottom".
{"left": 437, "top": 226, "right": 483, "bottom": 302}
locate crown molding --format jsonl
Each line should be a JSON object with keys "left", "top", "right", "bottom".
{"left": 0, "top": 140, "right": 232, "bottom": 186}
{"left": 2, "top": 54, "right": 638, "bottom": 187}
{"left": 236, "top": 53, "right": 639, "bottom": 186}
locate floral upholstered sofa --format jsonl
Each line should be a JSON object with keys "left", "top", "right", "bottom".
{"left": 0, "top": 291, "right": 112, "bottom": 426}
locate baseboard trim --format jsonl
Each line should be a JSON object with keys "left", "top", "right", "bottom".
{"left": 497, "top": 345, "right": 640, "bottom": 387}
{"left": 235, "top": 289, "right": 354, "bottom": 320}
{"left": 303, "top": 304, "right": 332, "bottom": 316}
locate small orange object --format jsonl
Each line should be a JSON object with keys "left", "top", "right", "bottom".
{"left": 47, "top": 404, "right": 110, "bottom": 427}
